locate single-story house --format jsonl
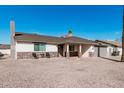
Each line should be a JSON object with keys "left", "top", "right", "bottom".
{"left": 0, "top": 44, "right": 10, "bottom": 56}
{"left": 10, "top": 21, "right": 122, "bottom": 59}
{"left": 10, "top": 21, "right": 96, "bottom": 59}
{"left": 94, "top": 40, "right": 122, "bottom": 57}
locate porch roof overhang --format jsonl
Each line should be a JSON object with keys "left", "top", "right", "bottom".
{"left": 60, "top": 42, "right": 96, "bottom": 45}
{"left": 61, "top": 36, "right": 96, "bottom": 45}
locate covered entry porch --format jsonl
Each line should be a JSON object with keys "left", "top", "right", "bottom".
{"left": 58, "top": 43, "right": 83, "bottom": 57}
{"left": 58, "top": 35, "right": 95, "bottom": 58}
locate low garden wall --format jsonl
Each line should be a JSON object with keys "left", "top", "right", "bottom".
{"left": 17, "top": 52, "right": 59, "bottom": 59}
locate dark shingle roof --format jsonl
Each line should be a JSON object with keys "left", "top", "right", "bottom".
{"left": 15, "top": 32, "right": 95, "bottom": 45}
{"left": 15, "top": 32, "right": 65, "bottom": 44}
{"left": 64, "top": 36, "right": 95, "bottom": 44}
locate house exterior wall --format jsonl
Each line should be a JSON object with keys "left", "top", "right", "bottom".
{"left": 81, "top": 45, "right": 94, "bottom": 57}
{"left": 94, "top": 46, "right": 108, "bottom": 57}
{"left": 74, "top": 45, "right": 78, "bottom": 51}
{"left": 107, "top": 46, "right": 122, "bottom": 56}
{"left": 94, "top": 47, "right": 98, "bottom": 57}
{"left": 117, "top": 47, "right": 122, "bottom": 56}
{"left": 94, "top": 45, "right": 122, "bottom": 57}
{"left": 46, "top": 45, "right": 58, "bottom": 52}
{"left": 100, "top": 47, "right": 108, "bottom": 57}
{"left": 107, "top": 46, "right": 113, "bottom": 56}
{"left": 16, "top": 42, "right": 58, "bottom": 52}
{"left": 16, "top": 42, "right": 34, "bottom": 52}
{"left": 16, "top": 42, "right": 59, "bottom": 59}
{"left": 0, "top": 49, "right": 10, "bottom": 55}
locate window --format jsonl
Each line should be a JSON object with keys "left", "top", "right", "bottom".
{"left": 34, "top": 44, "right": 39, "bottom": 51}
{"left": 34, "top": 44, "right": 46, "bottom": 51}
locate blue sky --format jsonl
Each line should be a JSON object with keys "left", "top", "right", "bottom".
{"left": 0, "top": 5, "right": 123, "bottom": 44}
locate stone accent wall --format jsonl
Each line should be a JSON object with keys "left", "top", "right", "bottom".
{"left": 17, "top": 52, "right": 59, "bottom": 59}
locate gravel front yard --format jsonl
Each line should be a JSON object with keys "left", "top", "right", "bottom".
{"left": 0, "top": 57, "right": 124, "bottom": 88}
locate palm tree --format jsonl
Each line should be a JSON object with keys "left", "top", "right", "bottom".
{"left": 121, "top": 6, "right": 124, "bottom": 62}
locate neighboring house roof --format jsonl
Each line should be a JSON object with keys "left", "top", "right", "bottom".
{"left": 0, "top": 44, "right": 10, "bottom": 49}
{"left": 96, "top": 40, "right": 122, "bottom": 47}
{"left": 15, "top": 32, "right": 95, "bottom": 45}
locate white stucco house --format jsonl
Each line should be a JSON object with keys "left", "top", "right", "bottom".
{"left": 10, "top": 21, "right": 96, "bottom": 59}
{"left": 10, "top": 21, "right": 122, "bottom": 59}
{"left": 94, "top": 40, "right": 122, "bottom": 57}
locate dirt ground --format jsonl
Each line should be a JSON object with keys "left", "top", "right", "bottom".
{"left": 0, "top": 57, "right": 124, "bottom": 88}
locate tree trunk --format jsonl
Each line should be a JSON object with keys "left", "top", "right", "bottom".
{"left": 121, "top": 7, "right": 124, "bottom": 62}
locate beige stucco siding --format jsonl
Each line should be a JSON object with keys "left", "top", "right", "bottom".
{"left": 94, "top": 45, "right": 122, "bottom": 57}
{"left": 16, "top": 42, "right": 34, "bottom": 52}
{"left": 74, "top": 45, "right": 78, "bottom": 51}
{"left": 45, "top": 45, "right": 58, "bottom": 52}
{"left": 16, "top": 42, "right": 58, "bottom": 52}
{"left": 81, "top": 45, "right": 94, "bottom": 57}
{"left": 117, "top": 47, "right": 122, "bottom": 56}
{"left": 94, "top": 46, "right": 108, "bottom": 57}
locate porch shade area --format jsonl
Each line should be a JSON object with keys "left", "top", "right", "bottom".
{"left": 59, "top": 44, "right": 85, "bottom": 57}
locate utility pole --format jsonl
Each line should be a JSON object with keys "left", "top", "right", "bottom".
{"left": 121, "top": 6, "right": 124, "bottom": 62}
{"left": 10, "top": 21, "right": 17, "bottom": 60}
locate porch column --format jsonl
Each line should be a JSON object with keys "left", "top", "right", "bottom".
{"left": 66, "top": 44, "right": 69, "bottom": 57}
{"left": 63, "top": 44, "right": 66, "bottom": 57}
{"left": 78, "top": 44, "right": 82, "bottom": 57}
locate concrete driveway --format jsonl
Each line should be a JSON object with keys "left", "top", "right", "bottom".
{"left": 0, "top": 57, "right": 124, "bottom": 88}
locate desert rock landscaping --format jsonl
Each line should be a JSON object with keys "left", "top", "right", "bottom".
{"left": 0, "top": 57, "right": 124, "bottom": 88}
